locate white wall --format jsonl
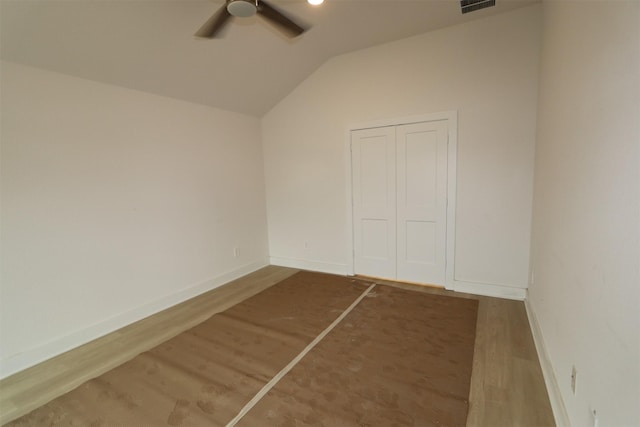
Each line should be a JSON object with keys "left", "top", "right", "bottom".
{"left": 0, "top": 62, "right": 269, "bottom": 378}
{"left": 528, "top": 1, "right": 640, "bottom": 425}
{"left": 262, "top": 5, "right": 541, "bottom": 296}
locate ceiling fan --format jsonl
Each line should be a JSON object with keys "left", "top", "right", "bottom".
{"left": 195, "top": 0, "right": 308, "bottom": 39}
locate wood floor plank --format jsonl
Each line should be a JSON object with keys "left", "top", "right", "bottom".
{"left": 0, "top": 266, "right": 555, "bottom": 426}
{"left": 0, "top": 266, "right": 299, "bottom": 425}
{"left": 6, "top": 271, "right": 370, "bottom": 427}
{"left": 371, "top": 277, "right": 555, "bottom": 426}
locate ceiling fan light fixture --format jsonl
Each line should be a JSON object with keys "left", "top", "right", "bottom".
{"left": 196, "top": 0, "right": 307, "bottom": 38}
{"left": 307, "top": 0, "right": 324, "bottom": 5}
{"left": 227, "top": 0, "right": 257, "bottom": 17}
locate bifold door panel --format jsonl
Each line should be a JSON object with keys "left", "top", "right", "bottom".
{"left": 351, "top": 127, "right": 397, "bottom": 279}
{"left": 352, "top": 120, "right": 448, "bottom": 285}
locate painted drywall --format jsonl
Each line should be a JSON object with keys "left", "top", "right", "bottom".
{"left": 528, "top": 1, "right": 640, "bottom": 425}
{"left": 0, "top": 62, "right": 269, "bottom": 378}
{"left": 262, "top": 5, "right": 541, "bottom": 292}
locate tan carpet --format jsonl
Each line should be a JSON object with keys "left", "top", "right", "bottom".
{"left": 8, "top": 271, "right": 478, "bottom": 427}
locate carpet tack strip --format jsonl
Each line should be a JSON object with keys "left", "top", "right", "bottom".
{"left": 225, "top": 282, "right": 377, "bottom": 427}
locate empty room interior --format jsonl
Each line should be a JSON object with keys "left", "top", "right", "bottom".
{"left": 1, "top": 0, "right": 638, "bottom": 426}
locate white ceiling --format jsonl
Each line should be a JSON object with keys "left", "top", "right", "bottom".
{"left": 1, "top": 0, "right": 538, "bottom": 116}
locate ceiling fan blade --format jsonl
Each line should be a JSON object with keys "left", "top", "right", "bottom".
{"left": 257, "top": 0, "right": 306, "bottom": 38}
{"left": 194, "top": 5, "right": 232, "bottom": 38}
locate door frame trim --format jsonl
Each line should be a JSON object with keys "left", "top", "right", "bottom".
{"left": 345, "top": 111, "right": 458, "bottom": 290}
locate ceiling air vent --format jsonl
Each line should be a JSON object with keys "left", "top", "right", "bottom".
{"left": 461, "top": 0, "right": 495, "bottom": 14}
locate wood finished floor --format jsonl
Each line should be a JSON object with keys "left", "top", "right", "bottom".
{"left": 0, "top": 266, "right": 555, "bottom": 426}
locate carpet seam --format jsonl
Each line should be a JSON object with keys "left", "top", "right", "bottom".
{"left": 225, "top": 282, "right": 377, "bottom": 427}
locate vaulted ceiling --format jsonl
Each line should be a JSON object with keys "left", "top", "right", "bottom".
{"left": 1, "top": 0, "right": 537, "bottom": 116}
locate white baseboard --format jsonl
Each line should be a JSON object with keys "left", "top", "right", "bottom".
{"left": 525, "top": 298, "right": 571, "bottom": 427}
{"left": 0, "top": 259, "right": 269, "bottom": 379}
{"left": 269, "top": 256, "right": 349, "bottom": 276}
{"left": 453, "top": 280, "right": 527, "bottom": 300}
{"left": 268, "top": 259, "right": 527, "bottom": 301}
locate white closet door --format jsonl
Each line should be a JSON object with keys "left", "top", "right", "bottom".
{"left": 351, "top": 127, "right": 397, "bottom": 279}
{"left": 396, "top": 121, "right": 448, "bottom": 285}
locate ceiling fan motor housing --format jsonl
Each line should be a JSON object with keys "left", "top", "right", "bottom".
{"left": 227, "top": 0, "right": 258, "bottom": 17}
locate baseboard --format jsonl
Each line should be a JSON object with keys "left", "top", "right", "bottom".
{"left": 266, "top": 261, "right": 527, "bottom": 301}
{"left": 0, "top": 258, "right": 269, "bottom": 379}
{"left": 453, "top": 280, "right": 527, "bottom": 300}
{"left": 525, "top": 298, "right": 571, "bottom": 427}
{"left": 269, "top": 256, "right": 349, "bottom": 276}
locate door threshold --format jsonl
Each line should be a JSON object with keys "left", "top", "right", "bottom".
{"left": 354, "top": 274, "right": 445, "bottom": 290}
